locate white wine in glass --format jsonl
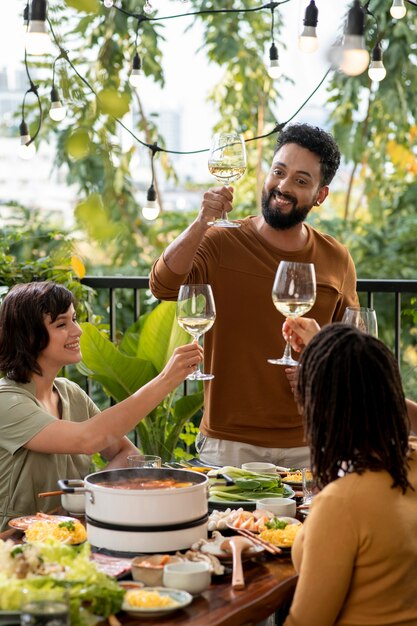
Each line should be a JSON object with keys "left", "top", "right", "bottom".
{"left": 207, "top": 132, "right": 246, "bottom": 228}
{"left": 177, "top": 284, "right": 216, "bottom": 380}
{"left": 268, "top": 261, "right": 316, "bottom": 366}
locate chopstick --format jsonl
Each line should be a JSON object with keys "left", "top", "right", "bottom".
{"left": 38, "top": 490, "right": 64, "bottom": 498}
{"left": 233, "top": 528, "right": 282, "bottom": 555}
{"left": 108, "top": 615, "right": 122, "bottom": 626}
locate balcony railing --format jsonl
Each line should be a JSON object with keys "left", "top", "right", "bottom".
{"left": 82, "top": 277, "right": 417, "bottom": 365}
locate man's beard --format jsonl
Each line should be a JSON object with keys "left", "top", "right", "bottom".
{"left": 261, "top": 189, "right": 311, "bottom": 230}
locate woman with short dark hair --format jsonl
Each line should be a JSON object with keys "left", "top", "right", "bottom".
{"left": 0, "top": 281, "right": 203, "bottom": 531}
{"left": 284, "top": 324, "right": 417, "bottom": 626}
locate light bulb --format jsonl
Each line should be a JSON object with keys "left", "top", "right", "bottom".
{"left": 368, "top": 43, "right": 386, "bottom": 82}
{"left": 25, "top": 23, "right": 51, "bottom": 55}
{"left": 340, "top": 35, "right": 369, "bottom": 76}
{"left": 142, "top": 202, "right": 160, "bottom": 220}
{"left": 267, "top": 43, "right": 282, "bottom": 79}
{"left": 142, "top": 184, "right": 160, "bottom": 220}
{"left": 143, "top": 1, "right": 153, "bottom": 13}
{"left": 368, "top": 61, "right": 386, "bottom": 82}
{"left": 298, "top": 1, "right": 319, "bottom": 54}
{"left": 390, "top": 0, "right": 407, "bottom": 19}
{"left": 49, "top": 101, "right": 67, "bottom": 121}
{"left": 18, "top": 122, "right": 36, "bottom": 160}
{"left": 298, "top": 27, "right": 319, "bottom": 54}
{"left": 103, "top": 0, "right": 114, "bottom": 7}
{"left": 26, "top": 0, "right": 51, "bottom": 55}
{"left": 129, "top": 52, "right": 142, "bottom": 88}
{"left": 49, "top": 87, "right": 67, "bottom": 121}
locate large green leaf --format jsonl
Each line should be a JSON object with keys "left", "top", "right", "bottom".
{"left": 137, "top": 301, "right": 190, "bottom": 371}
{"left": 79, "top": 322, "right": 156, "bottom": 402}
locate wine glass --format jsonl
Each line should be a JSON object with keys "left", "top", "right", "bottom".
{"left": 268, "top": 261, "right": 317, "bottom": 366}
{"left": 176, "top": 284, "right": 216, "bottom": 380}
{"left": 207, "top": 132, "right": 246, "bottom": 228}
{"left": 342, "top": 306, "right": 378, "bottom": 337}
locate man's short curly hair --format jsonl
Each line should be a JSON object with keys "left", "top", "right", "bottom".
{"left": 275, "top": 123, "right": 341, "bottom": 186}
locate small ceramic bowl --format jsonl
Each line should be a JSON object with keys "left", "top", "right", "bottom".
{"left": 61, "top": 491, "right": 85, "bottom": 515}
{"left": 131, "top": 554, "right": 183, "bottom": 587}
{"left": 241, "top": 462, "right": 277, "bottom": 474}
{"left": 256, "top": 497, "right": 297, "bottom": 517}
{"left": 163, "top": 561, "right": 211, "bottom": 595}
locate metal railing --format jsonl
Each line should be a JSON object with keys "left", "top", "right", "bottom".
{"left": 82, "top": 276, "right": 417, "bottom": 364}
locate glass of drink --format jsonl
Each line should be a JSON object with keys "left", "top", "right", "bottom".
{"left": 127, "top": 454, "right": 162, "bottom": 468}
{"left": 20, "top": 588, "right": 70, "bottom": 626}
{"left": 207, "top": 132, "right": 246, "bottom": 228}
{"left": 302, "top": 468, "right": 314, "bottom": 506}
{"left": 342, "top": 306, "right": 378, "bottom": 337}
{"left": 176, "top": 284, "right": 216, "bottom": 380}
{"left": 268, "top": 261, "right": 316, "bottom": 366}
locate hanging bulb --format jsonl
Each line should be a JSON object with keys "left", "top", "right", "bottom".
{"left": 340, "top": 0, "right": 369, "bottom": 76}
{"left": 49, "top": 87, "right": 67, "bottom": 121}
{"left": 23, "top": 4, "right": 29, "bottom": 29}
{"left": 25, "top": 0, "right": 51, "bottom": 55}
{"left": 390, "top": 0, "right": 407, "bottom": 19}
{"left": 129, "top": 52, "right": 142, "bottom": 88}
{"left": 142, "top": 184, "right": 160, "bottom": 220}
{"left": 143, "top": 1, "right": 153, "bottom": 14}
{"left": 298, "top": 1, "right": 319, "bottom": 54}
{"left": 103, "top": 0, "right": 114, "bottom": 7}
{"left": 18, "top": 121, "right": 36, "bottom": 160}
{"left": 267, "top": 43, "right": 282, "bottom": 79}
{"left": 368, "top": 42, "right": 386, "bottom": 82}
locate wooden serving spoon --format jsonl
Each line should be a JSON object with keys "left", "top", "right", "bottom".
{"left": 221, "top": 536, "right": 253, "bottom": 590}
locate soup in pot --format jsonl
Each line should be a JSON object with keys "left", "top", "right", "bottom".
{"left": 95, "top": 477, "right": 194, "bottom": 490}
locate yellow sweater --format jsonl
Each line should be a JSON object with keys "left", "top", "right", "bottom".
{"left": 150, "top": 217, "right": 358, "bottom": 448}
{"left": 285, "top": 437, "right": 417, "bottom": 626}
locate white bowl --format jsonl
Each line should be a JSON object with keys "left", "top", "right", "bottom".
{"left": 241, "top": 462, "right": 276, "bottom": 474}
{"left": 163, "top": 561, "right": 211, "bottom": 595}
{"left": 61, "top": 492, "right": 85, "bottom": 515}
{"left": 132, "top": 555, "right": 183, "bottom": 587}
{"left": 256, "top": 497, "right": 297, "bottom": 517}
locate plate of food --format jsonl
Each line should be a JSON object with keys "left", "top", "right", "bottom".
{"left": 8, "top": 513, "right": 77, "bottom": 531}
{"left": 23, "top": 518, "right": 87, "bottom": 545}
{"left": 281, "top": 470, "right": 304, "bottom": 486}
{"left": 226, "top": 511, "right": 301, "bottom": 553}
{"left": 121, "top": 586, "right": 192, "bottom": 618}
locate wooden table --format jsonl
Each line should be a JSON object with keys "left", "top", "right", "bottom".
{"left": 0, "top": 524, "right": 297, "bottom": 626}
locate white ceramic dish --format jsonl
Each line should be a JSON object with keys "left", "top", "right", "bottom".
{"left": 163, "top": 561, "right": 211, "bottom": 595}
{"left": 200, "top": 540, "right": 264, "bottom": 562}
{"left": 121, "top": 586, "right": 192, "bottom": 618}
{"left": 208, "top": 485, "right": 294, "bottom": 513}
{"left": 241, "top": 462, "right": 277, "bottom": 474}
{"left": 256, "top": 497, "right": 297, "bottom": 517}
{"left": 132, "top": 554, "right": 183, "bottom": 587}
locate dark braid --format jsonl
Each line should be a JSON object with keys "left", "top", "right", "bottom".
{"left": 297, "top": 324, "right": 411, "bottom": 494}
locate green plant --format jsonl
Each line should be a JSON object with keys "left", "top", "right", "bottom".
{"left": 77, "top": 301, "right": 204, "bottom": 462}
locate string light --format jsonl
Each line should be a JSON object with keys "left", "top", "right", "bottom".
{"left": 340, "top": 0, "right": 370, "bottom": 76}
{"left": 129, "top": 52, "right": 142, "bottom": 88}
{"left": 18, "top": 121, "right": 36, "bottom": 160}
{"left": 144, "top": 1, "right": 154, "bottom": 14}
{"left": 25, "top": 0, "right": 51, "bottom": 56}
{"left": 368, "top": 42, "right": 386, "bottom": 82}
{"left": 49, "top": 56, "right": 67, "bottom": 121}
{"left": 267, "top": 5, "right": 282, "bottom": 79}
{"left": 142, "top": 146, "right": 160, "bottom": 220}
{"left": 103, "top": 0, "right": 114, "bottom": 8}
{"left": 298, "top": 0, "right": 319, "bottom": 54}
{"left": 390, "top": 0, "right": 407, "bottom": 19}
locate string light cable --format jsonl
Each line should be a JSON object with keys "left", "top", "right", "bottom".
{"left": 18, "top": 50, "right": 42, "bottom": 159}
{"left": 20, "top": 0, "right": 416, "bottom": 198}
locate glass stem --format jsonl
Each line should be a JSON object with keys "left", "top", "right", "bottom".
{"left": 192, "top": 334, "right": 202, "bottom": 374}
{"left": 283, "top": 340, "right": 293, "bottom": 360}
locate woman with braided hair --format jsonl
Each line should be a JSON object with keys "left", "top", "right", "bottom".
{"left": 283, "top": 323, "right": 417, "bottom": 626}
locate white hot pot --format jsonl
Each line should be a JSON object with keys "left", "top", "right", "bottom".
{"left": 59, "top": 467, "right": 209, "bottom": 554}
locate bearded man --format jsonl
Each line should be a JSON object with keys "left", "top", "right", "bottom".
{"left": 149, "top": 123, "right": 358, "bottom": 468}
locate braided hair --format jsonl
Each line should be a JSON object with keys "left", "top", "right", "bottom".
{"left": 297, "top": 323, "right": 411, "bottom": 493}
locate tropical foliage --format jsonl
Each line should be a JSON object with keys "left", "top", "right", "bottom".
{"left": 77, "top": 301, "right": 204, "bottom": 462}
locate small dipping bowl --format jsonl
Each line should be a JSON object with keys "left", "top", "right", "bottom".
{"left": 61, "top": 492, "right": 85, "bottom": 515}
{"left": 256, "top": 497, "right": 297, "bottom": 517}
{"left": 163, "top": 561, "right": 211, "bottom": 595}
{"left": 241, "top": 462, "right": 277, "bottom": 474}
{"left": 132, "top": 554, "right": 183, "bottom": 587}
